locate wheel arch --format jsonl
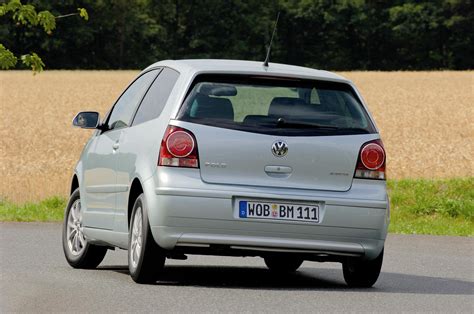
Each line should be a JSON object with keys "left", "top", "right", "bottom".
{"left": 70, "top": 174, "right": 79, "bottom": 195}
{"left": 128, "top": 178, "right": 144, "bottom": 229}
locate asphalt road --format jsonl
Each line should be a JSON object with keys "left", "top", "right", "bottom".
{"left": 1, "top": 223, "right": 473, "bottom": 313}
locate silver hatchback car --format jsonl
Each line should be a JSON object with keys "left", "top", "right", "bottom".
{"left": 63, "top": 59, "right": 389, "bottom": 287}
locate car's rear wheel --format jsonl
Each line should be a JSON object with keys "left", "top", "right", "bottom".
{"left": 264, "top": 255, "right": 304, "bottom": 273}
{"left": 342, "top": 249, "right": 384, "bottom": 288}
{"left": 128, "top": 193, "right": 166, "bottom": 284}
{"left": 62, "top": 188, "right": 108, "bottom": 269}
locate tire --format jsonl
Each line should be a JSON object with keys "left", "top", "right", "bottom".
{"left": 264, "top": 255, "right": 304, "bottom": 273}
{"left": 62, "top": 188, "right": 108, "bottom": 269}
{"left": 343, "top": 249, "right": 384, "bottom": 288}
{"left": 128, "top": 193, "right": 166, "bottom": 284}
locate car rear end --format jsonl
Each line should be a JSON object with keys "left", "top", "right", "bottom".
{"left": 147, "top": 71, "right": 389, "bottom": 262}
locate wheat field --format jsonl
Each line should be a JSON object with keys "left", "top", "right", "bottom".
{"left": 1, "top": 70, "right": 473, "bottom": 203}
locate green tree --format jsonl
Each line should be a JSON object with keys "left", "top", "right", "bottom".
{"left": 1, "top": 0, "right": 472, "bottom": 71}
{"left": 0, "top": 0, "right": 88, "bottom": 72}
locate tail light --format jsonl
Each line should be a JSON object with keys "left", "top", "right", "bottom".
{"left": 159, "top": 125, "right": 199, "bottom": 168}
{"left": 354, "top": 139, "right": 386, "bottom": 180}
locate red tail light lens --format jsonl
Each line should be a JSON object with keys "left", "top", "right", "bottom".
{"left": 361, "top": 143, "right": 385, "bottom": 170}
{"left": 166, "top": 131, "right": 195, "bottom": 157}
{"left": 354, "top": 139, "right": 386, "bottom": 180}
{"left": 159, "top": 126, "right": 199, "bottom": 168}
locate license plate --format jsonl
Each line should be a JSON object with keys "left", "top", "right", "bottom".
{"left": 238, "top": 200, "right": 320, "bottom": 223}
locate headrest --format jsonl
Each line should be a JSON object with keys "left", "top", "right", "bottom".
{"left": 197, "top": 83, "right": 237, "bottom": 97}
{"left": 268, "top": 97, "right": 307, "bottom": 116}
{"left": 318, "top": 90, "right": 343, "bottom": 111}
{"left": 318, "top": 90, "right": 338, "bottom": 102}
{"left": 190, "top": 94, "right": 234, "bottom": 120}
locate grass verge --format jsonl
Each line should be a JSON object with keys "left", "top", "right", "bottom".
{"left": 387, "top": 178, "right": 473, "bottom": 236}
{"left": 1, "top": 178, "right": 472, "bottom": 236}
{"left": 0, "top": 197, "right": 66, "bottom": 222}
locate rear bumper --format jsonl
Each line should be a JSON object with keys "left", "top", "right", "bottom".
{"left": 144, "top": 168, "right": 389, "bottom": 260}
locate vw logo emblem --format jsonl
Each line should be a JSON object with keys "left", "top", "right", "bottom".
{"left": 271, "top": 140, "right": 288, "bottom": 157}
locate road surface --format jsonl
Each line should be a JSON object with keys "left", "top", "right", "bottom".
{"left": 1, "top": 223, "right": 473, "bottom": 312}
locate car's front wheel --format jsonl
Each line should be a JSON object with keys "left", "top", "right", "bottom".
{"left": 264, "top": 255, "right": 304, "bottom": 273}
{"left": 128, "top": 193, "right": 166, "bottom": 284}
{"left": 62, "top": 188, "right": 108, "bottom": 268}
{"left": 342, "top": 249, "right": 384, "bottom": 288}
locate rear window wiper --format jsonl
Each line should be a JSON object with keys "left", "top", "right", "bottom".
{"left": 334, "top": 127, "right": 371, "bottom": 134}
{"left": 275, "top": 118, "right": 339, "bottom": 130}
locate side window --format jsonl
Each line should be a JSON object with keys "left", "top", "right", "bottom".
{"left": 132, "top": 68, "right": 180, "bottom": 126}
{"left": 106, "top": 69, "right": 158, "bottom": 130}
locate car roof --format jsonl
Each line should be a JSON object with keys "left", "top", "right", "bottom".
{"left": 144, "top": 59, "right": 349, "bottom": 83}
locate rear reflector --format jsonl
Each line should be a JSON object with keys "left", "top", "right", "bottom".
{"left": 354, "top": 139, "right": 386, "bottom": 180}
{"left": 159, "top": 126, "right": 199, "bottom": 168}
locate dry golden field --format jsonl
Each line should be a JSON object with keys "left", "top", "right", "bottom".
{"left": 1, "top": 70, "right": 473, "bottom": 203}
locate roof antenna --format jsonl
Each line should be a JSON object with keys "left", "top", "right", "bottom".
{"left": 263, "top": 11, "right": 280, "bottom": 68}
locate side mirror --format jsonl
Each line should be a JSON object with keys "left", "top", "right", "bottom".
{"left": 73, "top": 111, "right": 100, "bottom": 129}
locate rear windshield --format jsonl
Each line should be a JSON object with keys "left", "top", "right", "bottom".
{"left": 177, "top": 75, "right": 376, "bottom": 136}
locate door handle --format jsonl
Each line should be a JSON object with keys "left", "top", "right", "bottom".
{"left": 264, "top": 165, "right": 292, "bottom": 174}
{"left": 112, "top": 142, "right": 120, "bottom": 150}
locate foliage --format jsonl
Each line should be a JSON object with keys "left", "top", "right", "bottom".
{"left": 20, "top": 51, "right": 43, "bottom": 71}
{"left": 0, "top": 0, "right": 88, "bottom": 72}
{"left": 0, "top": 43, "right": 16, "bottom": 68}
{"left": 1, "top": 178, "right": 472, "bottom": 236}
{"left": 1, "top": 0, "right": 472, "bottom": 70}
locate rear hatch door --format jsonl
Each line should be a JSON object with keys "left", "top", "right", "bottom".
{"left": 174, "top": 121, "right": 378, "bottom": 192}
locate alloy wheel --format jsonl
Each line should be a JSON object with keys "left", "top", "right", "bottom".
{"left": 66, "top": 199, "right": 86, "bottom": 256}
{"left": 130, "top": 206, "right": 143, "bottom": 268}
